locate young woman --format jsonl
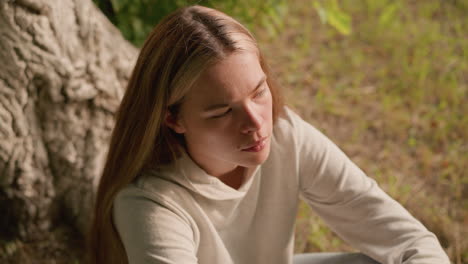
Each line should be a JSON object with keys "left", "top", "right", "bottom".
{"left": 88, "top": 5, "right": 450, "bottom": 264}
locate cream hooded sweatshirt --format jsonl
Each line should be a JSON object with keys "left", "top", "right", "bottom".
{"left": 113, "top": 107, "right": 450, "bottom": 264}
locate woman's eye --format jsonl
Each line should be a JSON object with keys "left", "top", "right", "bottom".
{"left": 254, "top": 88, "right": 266, "bottom": 98}
{"left": 211, "top": 108, "right": 231, "bottom": 118}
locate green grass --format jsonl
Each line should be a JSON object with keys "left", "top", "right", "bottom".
{"left": 253, "top": 0, "right": 467, "bottom": 263}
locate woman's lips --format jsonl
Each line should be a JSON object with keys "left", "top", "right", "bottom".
{"left": 241, "top": 137, "right": 267, "bottom": 152}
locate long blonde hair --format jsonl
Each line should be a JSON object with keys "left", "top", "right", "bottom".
{"left": 88, "top": 5, "right": 284, "bottom": 263}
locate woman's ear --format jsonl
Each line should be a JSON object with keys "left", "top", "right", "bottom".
{"left": 164, "top": 110, "right": 186, "bottom": 134}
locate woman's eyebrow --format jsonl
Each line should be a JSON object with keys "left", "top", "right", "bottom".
{"left": 203, "top": 75, "right": 267, "bottom": 112}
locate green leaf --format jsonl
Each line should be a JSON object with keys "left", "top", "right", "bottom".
{"left": 261, "top": 12, "right": 278, "bottom": 38}
{"left": 326, "top": 0, "right": 352, "bottom": 35}
{"left": 313, "top": 2, "right": 328, "bottom": 24}
{"left": 313, "top": 0, "right": 352, "bottom": 35}
{"left": 379, "top": 2, "right": 400, "bottom": 27}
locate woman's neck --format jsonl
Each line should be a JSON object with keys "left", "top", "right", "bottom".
{"left": 217, "top": 166, "right": 245, "bottom": 190}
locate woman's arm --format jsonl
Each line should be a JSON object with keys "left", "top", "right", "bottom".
{"left": 287, "top": 108, "right": 450, "bottom": 264}
{"left": 113, "top": 186, "right": 199, "bottom": 264}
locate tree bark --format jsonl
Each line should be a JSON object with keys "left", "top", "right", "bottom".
{"left": 0, "top": 0, "right": 137, "bottom": 247}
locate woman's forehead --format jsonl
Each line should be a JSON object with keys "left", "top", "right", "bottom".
{"left": 191, "top": 51, "right": 264, "bottom": 96}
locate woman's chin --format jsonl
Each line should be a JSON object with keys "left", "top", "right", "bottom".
{"left": 240, "top": 142, "right": 271, "bottom": 167}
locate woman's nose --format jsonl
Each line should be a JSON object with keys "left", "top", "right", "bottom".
{"left": 240, "top": 107, "right": 262, "bottom": 134}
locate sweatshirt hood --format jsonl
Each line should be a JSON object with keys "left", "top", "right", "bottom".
{"left": 151, "top": 150, "right": 261, "bottom": 201}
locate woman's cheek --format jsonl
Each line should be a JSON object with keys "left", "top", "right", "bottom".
{"left": 202, "top": 118, "right": 231, "bottom": 131}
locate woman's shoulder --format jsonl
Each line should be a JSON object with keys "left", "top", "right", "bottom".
{"left": 114, "top": 170, "right": 194, "bottom": 215}
{"left": 272, "top": 106, "right": 306, "bottom": 142}
{"left": 272, "top": 105, "right": 333, "bottom": 161}
{"left": 274, "top": 106, "right": 330, "bottom": 143}
{"left": 112, "top": 172, "right": 199, "bottom": 248}
{"left": 269, "top": 106, "right": 305, "bottom": 161}
{"left": 274, "top": 105, "right": 311, "bottom": 131}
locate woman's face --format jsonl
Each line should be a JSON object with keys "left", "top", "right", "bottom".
{"left": 167, "top": 51, "right": 273, "bottom": 177}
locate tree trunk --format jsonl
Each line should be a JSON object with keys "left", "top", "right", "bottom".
{"left": 0, "top": 0, "right": 137, "bottom": 254}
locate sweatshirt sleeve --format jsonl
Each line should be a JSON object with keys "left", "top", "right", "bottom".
{"left": 113, "top": 185, "right": 199, "bottom": 264}
{"left": 287, "top": 108, "right": 450, "bottom": 264}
